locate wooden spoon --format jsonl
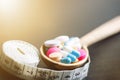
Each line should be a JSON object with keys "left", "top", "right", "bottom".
{"left": 40, "top": 16, "right": 120, "bottom": 70}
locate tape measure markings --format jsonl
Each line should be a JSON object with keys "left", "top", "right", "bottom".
{"left": 0, "top": 51, "right": 90, "bottom": 80}
{"left": 48, "top": 70, "right": 63, "bottom": 80}
{"left": 0, "top": 40, "right": 90, "bottom": 80}
{"left": 0, "top": 52, "right": 90, "bottom": 80}
{"left": 1, "top": 53, "right": 13, "bottom": 69}
{"left": 80, "top": 62, "right": 90, "bottom": 80}
{"left": 61, "top": 70, "right": 75, "bottom": 80}
{"left": 23, "top": 65, "right": 38, "bottom": 80}
{"left": 11, "top": 60, "right": 25, "bottom": 76}
{"left": 35, "top": 68, "right": 51, "bottom": 80}
{"left": 72, "top": 67, "right": 83, "bottom": 80}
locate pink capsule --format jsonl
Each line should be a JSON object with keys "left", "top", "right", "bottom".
{"left": 78, "top": 49, "right": 87, "bottom": 61}
{"left": 46, "top": 47, "right": 61, "bottom": 57}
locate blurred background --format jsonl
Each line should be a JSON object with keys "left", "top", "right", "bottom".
{"left": 0, "top": 0, "right": 120, "bottom": 80}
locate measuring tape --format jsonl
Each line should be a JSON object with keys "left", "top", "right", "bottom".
{"left": 0, "top": 40, "right": 90, "bottom": 80}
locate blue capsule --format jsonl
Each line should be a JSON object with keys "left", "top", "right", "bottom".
{"left": 67, "top": 54, "right": 76, "bottom": 62}
{"left": 71, "top": 50, "right": 80, "bottom": 58}
{"left": 60, "top": 53, "right": 77, "bottom": 64}
{"left": 60, "top": 57, "right": 71, "bottom": 64}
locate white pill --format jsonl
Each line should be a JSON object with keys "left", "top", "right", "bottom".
{"left": 70, "top": 37, "right": 80, "bottom": 43}
{"left": 44, "top": 39, "right": 61, "bottom": 47}
{"left": 65, "top": 37, "right": 81, "bottom": 49}
{"left": 72, "top": 43, "right": 81, "bottom": 49}
{"left": 55, "top": 35, "right": 69, "bottom": 43}
{"left": 62, "top": 46, "right": 73, "bottom": 52}
{"left": 60, "top": 50, "right": 69, "bottom": 57}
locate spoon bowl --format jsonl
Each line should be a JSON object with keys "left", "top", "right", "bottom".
{"left": 40, "top": 45, "right": 89, "bottom": 70}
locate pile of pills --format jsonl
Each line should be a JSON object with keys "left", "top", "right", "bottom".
{"left": 44, "top": 35, "right": 87, "bottom": 64}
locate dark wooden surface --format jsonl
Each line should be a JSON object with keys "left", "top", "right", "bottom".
{"left": 87, "top": 33, "right": 120, "bottom": 80}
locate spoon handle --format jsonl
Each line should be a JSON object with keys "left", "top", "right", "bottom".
{"left": 80, "top": 16, "right": 120, "bottom": 47}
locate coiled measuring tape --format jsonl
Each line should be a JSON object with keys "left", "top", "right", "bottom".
{"left": 0, "top": 40, "right": 90, "bottom": 80}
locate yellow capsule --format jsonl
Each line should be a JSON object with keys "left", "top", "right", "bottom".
{"left": 49, "top": 52, "right": 63, "bottom": 62}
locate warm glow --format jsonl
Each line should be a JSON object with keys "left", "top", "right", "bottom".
{"left": 0, "top": 0, "right": 20, "bottom": 13}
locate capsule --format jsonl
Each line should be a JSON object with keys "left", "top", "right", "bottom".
{"left": 49, "top": 52, "right": 63, "bottom": 62}
{"left": 60, "top": 57, "right": 71, "bottom": 64}
{"left": 67, "top": 54, "right": 77, "bottom": 62}
{"left": 62, "top": 46, "right": 80, "bottom": 58}
{"left": 46, "top": 47, "right": 61, "bottom": 57}
{"left": 78, "top": 49, "right": 87, "bottom": 61}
